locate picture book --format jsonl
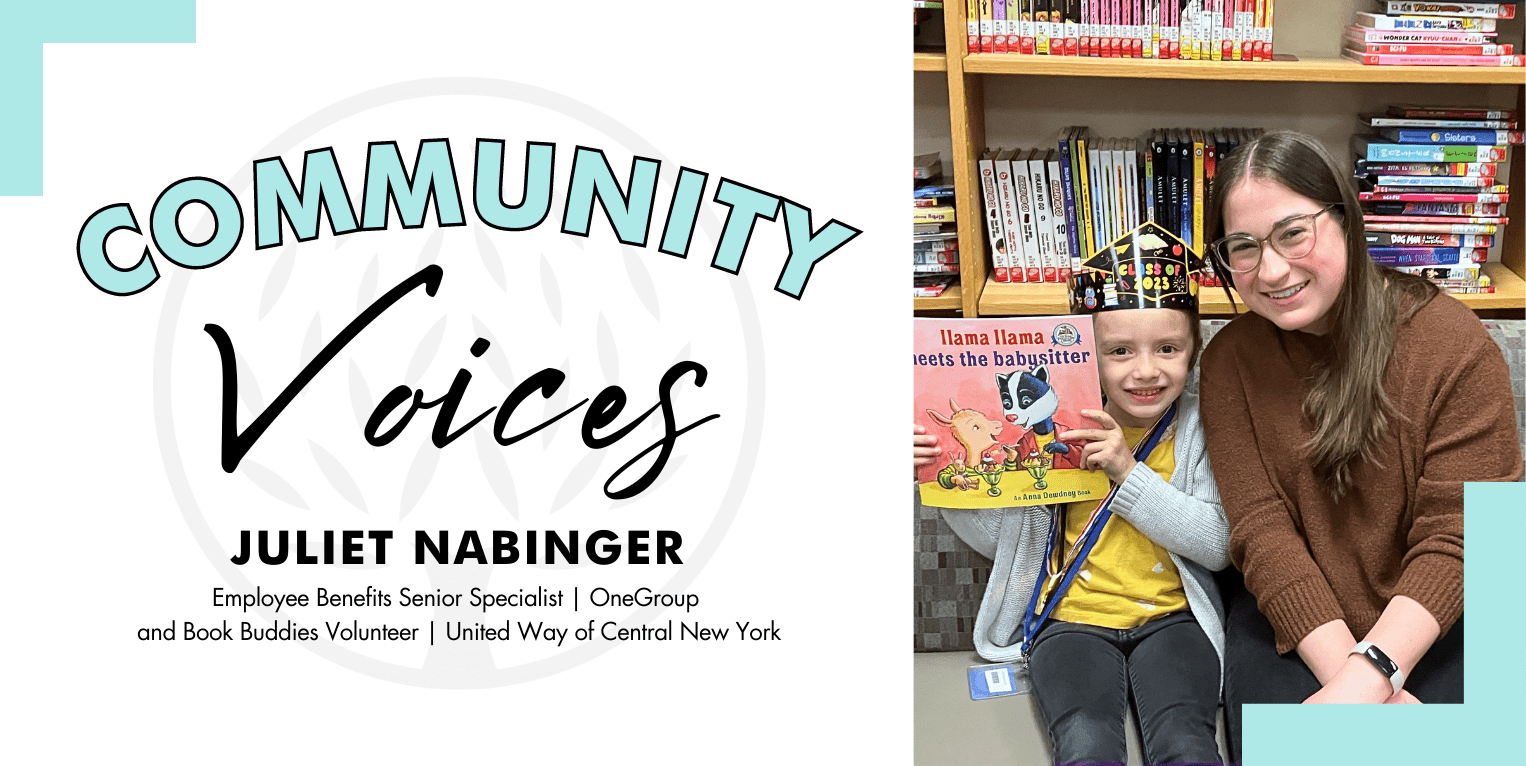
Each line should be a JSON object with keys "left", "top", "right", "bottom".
{"left": 914, "top": 316, "right": 1110, "bottom": 509}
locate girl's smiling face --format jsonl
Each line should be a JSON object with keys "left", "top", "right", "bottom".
{"left": 1093, "top": 309, "right": 1193, "bottom": 430}
{"left": 1222, "top": 177, "right": 1348, "bottom": 335}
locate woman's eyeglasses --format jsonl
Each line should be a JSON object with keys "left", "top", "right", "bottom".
{"left": 1210, "top": 204, "right": 1338, "bottom": 274}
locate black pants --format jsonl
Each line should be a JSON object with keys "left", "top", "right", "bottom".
{"left": 1222, "top": 591, "right": 1465, "bottom": 765}
{"left": 1028, "top": 611, "right": 1223, "bottom": 766}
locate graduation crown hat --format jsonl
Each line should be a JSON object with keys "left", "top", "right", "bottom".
{"left": 1068, "top": 221, "right": 1206, "bottom": 313}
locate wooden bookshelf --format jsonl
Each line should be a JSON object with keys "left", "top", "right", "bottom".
{"left": 913, "top": 52, "right": 947, "bottom": 72}
{"left": 914, "top": 1, "right": 1526, "bottom": 319}
{"left": 963, "top": 55, "right": 1526, "bottom": 85}
{"left": 913, "top": 281, "right": 962, "bottom": 311}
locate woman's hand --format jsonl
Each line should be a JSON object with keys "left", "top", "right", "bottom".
{"left": 1302, "top": 655, "right": 1395, "bottom": 705}
{"left": 1384, "top": 689, "right": 1422, "bottom": 704}
{"left": 1059, "top": 409, "right": 1138, "bottom": 485}
{"left": 913, "top": 425, "right": 941, "bottom": 471}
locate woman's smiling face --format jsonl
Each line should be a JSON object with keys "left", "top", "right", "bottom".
{"left": 1222, "top": 177, "right": 1348, "bottom": 335}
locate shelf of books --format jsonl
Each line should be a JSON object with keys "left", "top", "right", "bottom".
{"left": 913, "top": 0, "right": 1526, "bottom": 318}
{"left": 978, "top": 260, "right": 1522, "bottom": 315}
{"left": 962, "top": 54, "right": 1526, "bottom": 83}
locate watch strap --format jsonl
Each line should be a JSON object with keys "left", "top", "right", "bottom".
{"left": 1350, "top": 641, "right": 1405, "bottom": 696}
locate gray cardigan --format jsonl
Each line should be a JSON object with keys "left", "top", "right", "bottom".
{"left": 934, "top": 390, "right": 1230, "bottom": 680}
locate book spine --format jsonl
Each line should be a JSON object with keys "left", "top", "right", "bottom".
{"left": 1360, "top": 192, "right": 1508, "bottom": 202}
{"left": 1373, "top": 175, "right": 1501, "bottom": 187}
{"left": 1263, "top": 0, "right": 1275, "bottom": 60}
{"left": 1358, "top": 161, "right": 1500, "bottom": 176}
{"left": 1022, "top": 0, "right": 1037, "bottom": 53}
{"left": 1374, "top": 201, "right": 1504, "bottom": 215}
{"left": 1383, "top": 2, "right": 1518, "bottom": 18}
{"left": 1057, "top": 137, "right": 1086, "bottom": 270}
{"left": 1365, "top": 222, "right": 1500, "bottom": 233}
{"left": 979, "top": 155, "right": 1009, "bottom": 282}
{"left": 1077, "top": 134, "right": 1098, "bottom": 256}
{"left": 1365, "top": 213, "right": 1507, "bottom": 223}
{"left": 1080, "top": 0, "right": 1091, "bottom": 56}
{"left": 1348, "top": 28, "right": 1495, "bottom": 44}
{"left": 1117, "top": 0, "right": 1129, "bottom": 57}
{"left": 1191, "top": 131, "right": 1205, "bottom": 255}
{"left": 1357, "top": 12, "right": 1497, "bottom": 31}
{"left": 1356, "top": 140, "right": 1509, "bottom": 162}
{"left": 1366, "top": 232, "right": 1492, "bottom": 247}
{"left": 1392, "top": 108, "right": 1515, "bottom": 119}
{"left": 998, "top": 158, "right": 1025, "bottom": 281}
{"left": 1381, "top": 128, "right": 1524, "bottom": 144}
{"left": 996, "top": 0, "right": 1009, "bottom": 53}
{"left": 1348, "top": 42, "right": 1515, "bottom": 56}
{"left": 1346, "top": 50, "right": 1524, "bottom": 65}
{"left": 1371, "top": 246, "right": 1487, "bottom": 260}
{"left": 969, "top": 0, "right": 982, "bottom": 53}
{"left": 981, "top": 0, "right": 995, "bottom": 52}
{"left": 1048, "top": 160, "right": 1074, "bottom": 280}
{"left": 1012, "top": 159, "right": 1042, "bottom": 282}
{"left": 1116, "top": 146, "right": 1132, "bottom": 233}
{"left": 1371, "top": 184, "right": 1509, "bottom": 193}
{"left": 1393, "top": 266, "right": 1487, "bottom": 281}
{"left": 1029, "top": 158, "right": 1058, "bottom": 281}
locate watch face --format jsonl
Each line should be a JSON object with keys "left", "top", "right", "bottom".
{"left": 1363, "top": 645, "right": 1400, "bottom": 678}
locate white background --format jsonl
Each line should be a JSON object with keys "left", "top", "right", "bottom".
{"left": 0, "top": 1, "right": 908, "bottom": 761}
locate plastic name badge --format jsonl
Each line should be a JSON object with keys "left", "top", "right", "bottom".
{"left": 967, "top": 662, "right": 1030, "bottom": 700}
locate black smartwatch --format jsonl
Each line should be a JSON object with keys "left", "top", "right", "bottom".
{"left": 1350, "top": 641, "right": 1405, "bottom": 696}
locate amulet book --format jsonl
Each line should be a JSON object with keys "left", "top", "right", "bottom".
{"left": 915, "top": 316, "right": 1110, "bottom": 509}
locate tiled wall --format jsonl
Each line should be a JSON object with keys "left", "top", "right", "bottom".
{"left": 914, "top": 318, "right": 1526, "bottom": 653}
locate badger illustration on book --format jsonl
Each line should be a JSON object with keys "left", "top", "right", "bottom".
{"left": 995, "top": 365, "right": 1086, "bottom": 471}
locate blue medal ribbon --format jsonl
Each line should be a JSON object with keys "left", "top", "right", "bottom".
{"left": 1016, "top": 402, "right": 1178, "bottom": 656}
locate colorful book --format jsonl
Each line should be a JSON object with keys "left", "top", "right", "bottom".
{"left": 1343, "top": 49, "right": 1522, "bottom": 66}
{"left": 1382, "top": 2, "right": 1518, "bottom": 18}
{"left": 1047, "top": 151, "right": 1075, "bottom": 280}
{"left": 1353, "top": 12, "right": 1497, "bottom": 31}
{"left": 979, "top": 149, "right": 1010, "bottom": 282}
{"left": 1359, "top": 191, "right": 1508, "bottom": 202}
{"left": 1363, "top": 116, "right": 1517, "bottom": 129}
{"left": 1379, "top": 128, "right": 1523, "bottom": 144}
{"left": 1347, "top": 41, "right": 1515, "bottom": 56}
{"left": 1345, "top": 26, "right": 1499, "bottom": 44}
{"left": 1028, "top": 152, "right": 1060, "bottom": 282}
{"left": 1369, "top": 246, "right": 1488, "bottom": 261}
{"left": 1058, "top": 129, "right": 1086, "bottom": 271}
{"left": 1365, "top": 214, "right": 1507, "bottom": 223}
{"left": 1387, "top": 105, "right": 1516, "bottom": 119}
{"left": 1355, "top": 160, "right": 1500, "bottom": 176}
{"left": 1395, "top": 264, "right": 1486, "bottom": 279}
{"left": 1371, "top": 175, "right": 1505, "bottom": 187}
{"left": 1369, "top": 201, "right": 1503, "bottom": 216}
{"left": 914, "top": 316, "right": 1111, "bottom": 509}
{"left": 1352, "top": 136, "right": 1510, "bottom": 162}
{"left": 1365, "top": 232, "right": 1493, "bottom": 247}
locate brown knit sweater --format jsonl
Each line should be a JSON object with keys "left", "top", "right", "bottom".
{"left": 1200, "top": 294, "right": 1522, "bottom": 654}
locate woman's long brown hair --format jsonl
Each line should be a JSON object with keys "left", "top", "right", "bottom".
{"left": 1204, "top": 131, "right": 1438, "bottom": 500}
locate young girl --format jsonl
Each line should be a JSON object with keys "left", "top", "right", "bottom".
{"left": 915, "top": 240, "right": 1230, "bottom": 766}
{"left": 1199, "top": 131, "right": 1522, "bottom": 763}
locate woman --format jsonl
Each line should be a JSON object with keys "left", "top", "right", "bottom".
{"left": 1198, "top": 131, "right": 1522, "bottom": 763}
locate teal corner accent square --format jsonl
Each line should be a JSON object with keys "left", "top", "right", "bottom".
{"left": 1242, "top": 482, "right": 1525, "bottom": 765}
{"left": 0, "top": 0, "right": 196, "bottom": 196}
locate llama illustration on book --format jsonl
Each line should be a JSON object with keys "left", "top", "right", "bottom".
{"left": 925, "top": 399, "right": 1015, "bottom": 497}
{"left": 914, "top": 315, "right": 1109, "bottom": 509}
{"left": 996, "top": 365, "right": 1087, "bottom": 474}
